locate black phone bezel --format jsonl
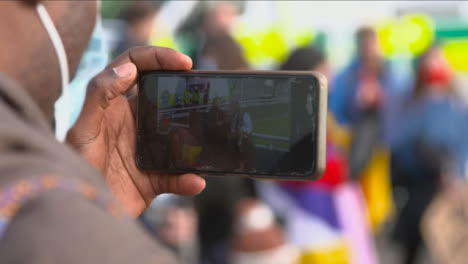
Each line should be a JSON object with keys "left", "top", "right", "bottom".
{"left": 136, "top": 70, "right": 327, "bottom": 181}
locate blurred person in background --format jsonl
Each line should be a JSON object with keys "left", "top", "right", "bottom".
{"left": 228, "top": 198, "right": 299, "bottom": 264}
{"left": 329, "top": 28, "right": 399, "bottom": 250}
{"left": 177, "top": 1, "right": 244, "bottom": 67}
{"left": 391, "top": 45, "right": 468, "bottom": 264}
{"left": 0, "top": 1, "right": 205, "bottom": 263}
{"left": 329, "top": 26, "right": 402, "bottom": 179}
{"left": 113, "top": 1, "right": 161, "bottom": 57}
{"left": 140, "top": 195, "right": 199, "bottom": 264}
{"left": 194, "top": 33, "right": 255, "bottom": 264}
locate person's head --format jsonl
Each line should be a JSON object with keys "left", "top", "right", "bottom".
{"left": 119, "top": 1, "right": 160, "bottom": 44}
{"left": 201, "top": 33, "right": 249, "bottom": 70}
{"left": 412, "top": 46, "right": 454, "bottom": 99}
{"left": 203, "top": 1, "right": 240, "bottom": 35}
{"left": 280, "top": 47, "right": 328, "bottom": 78}
{"left": 141, "top": 194, "right": 197, "bottom": 248}
{"left": 229, "top": 198, "right": 299, "bottom": 264}
{"left": 156, "top": 196, "right": 197, "bottom": 248}
{"left": 356, "top": 26, "right": 381, "bottom": 66}
{"left": 178, "top": 1, "right": 242, "bottom": 37}
{"left": 0, "top": 1, "right": 98, "bottom": 123}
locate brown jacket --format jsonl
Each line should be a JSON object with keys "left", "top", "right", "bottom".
{"left": 0, "top": 73, "right": 178, "bottom": 263}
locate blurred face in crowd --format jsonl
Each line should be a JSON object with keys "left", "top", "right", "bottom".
{"left": 358, "top": 29, "right": 381, "bottom": 67}
{"left": 419, "top": 47, "right": 453, "bottom": 92}
{"left": 0, "top": 0, "right": 97, "bottom": 122}
{"left": 204, "top": 2, "right": 239, "bottom": 35}
{"left": 129, "top": 14, "right": 156, "bottom": 44}
{"left": 158, "top": 206, "right": 198, "bottom": 247}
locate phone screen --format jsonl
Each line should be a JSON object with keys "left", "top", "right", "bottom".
{"left": 137, "top": 72, "right": 321, "bottom": 178}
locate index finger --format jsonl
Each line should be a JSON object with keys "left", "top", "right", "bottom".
{"left": 105, "top": 46, "right": 193, "bottom": 72}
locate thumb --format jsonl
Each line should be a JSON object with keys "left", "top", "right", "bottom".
{"left": 81, "top": 63, "right": 137, "bottom": 123}
{"left": 85, "top": 63, "right": 137, "bottom": 112}
{"left": 69, "top": 63, "right": 137, "bottom": 144}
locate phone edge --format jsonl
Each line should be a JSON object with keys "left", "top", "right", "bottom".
{"left": 313, "top": 71, "right": 328, "bottom": 180}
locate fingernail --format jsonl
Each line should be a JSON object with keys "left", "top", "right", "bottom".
{"left": 182, "top": 54, "right": 192, "bottom": 63}
{"left": 113, "top": 63, "right": 134, "bottom": 77}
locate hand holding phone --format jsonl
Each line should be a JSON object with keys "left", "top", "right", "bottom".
{"left": 67, "top": 47, "right": 206, "bottom": 217}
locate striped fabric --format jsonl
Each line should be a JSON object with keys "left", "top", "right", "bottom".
{"left": 0, "top": 175, "right": 125, "bottom": 239}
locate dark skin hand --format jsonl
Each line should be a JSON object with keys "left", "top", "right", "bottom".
{"left": 66, "top": 46, "right": 206, "bottom": 217}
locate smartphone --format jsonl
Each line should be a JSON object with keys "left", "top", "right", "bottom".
{"left": 136, "top": 70, "right": 327, "bottom": 181}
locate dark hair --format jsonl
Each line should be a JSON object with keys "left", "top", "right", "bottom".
{"left": 177, "top": 1, "right": 245, "bottom": 35}
{"left": 119, "top": 2, "right": 160, "bottom": 25}
{"left": 201, "top": 34, "right": 249, "bottom": 70}
{"left": 280, "top": 47, "right": 325, "bottom": 71}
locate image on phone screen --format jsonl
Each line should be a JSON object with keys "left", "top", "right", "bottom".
{"left": 137, "top": 72, "right": 320, "bottom": 178}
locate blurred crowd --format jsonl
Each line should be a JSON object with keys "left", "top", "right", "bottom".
{"left": 66, "top": 1, "right": 468, "bottom": 264}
